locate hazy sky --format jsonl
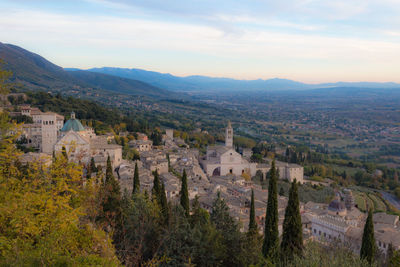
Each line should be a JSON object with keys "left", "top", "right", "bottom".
{"left": 1, "top": 0, "right": 400, "bottom": 83}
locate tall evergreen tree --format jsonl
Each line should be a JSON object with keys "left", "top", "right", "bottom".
{"left": 263, "top": 160, "right": 279, "bottom": 261}
{"left": 132, "top": 162, "right": 140, "bottom": 195}
{"left": 160, "top": 181, "right": 169, "bottom": 225}
{"left": 90, "top": 157, "right": 97, "bottom": 173}
{"left": 180, "top": 169, "right": 190, "bottom": 217}
{"left": 86, "top": 163, "right": 92, "bottom": 179}
{"left": 248, "top": 189, "right": 257, "bottom": 234}
{"left": 105, "top": 155, "right": 114, "bottom": 184}
{"left": 281, "top": 179, "right": 303, "bottom": 262}
{"left": 360, "top": 208, "right": 376, "bottom": 264}
{"left": 152, "top": 170, "right": 161, "bottom": 204}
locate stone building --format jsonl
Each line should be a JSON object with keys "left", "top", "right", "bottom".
{"left": 129, "top": 139, "right": 153, "bottom": 152}
{"left": 256, "top": 160, "right": 304, "bottom": 184}
{"left": 200, "top": 122, "right": 257, "bottom": 177}
{"left": 18, "top": 106, "right": 64, "bottom": 154}
{"left": 310, "top": 191, "right": 400, "bottom": 255}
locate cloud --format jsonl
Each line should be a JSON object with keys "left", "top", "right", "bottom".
{"left": 1, "top": 1, "right": 400, "bottom": 82}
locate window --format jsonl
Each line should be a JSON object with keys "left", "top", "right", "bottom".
{"left": 319, "top": 231, "right": 321, "bottom": 236}
{"left": 314, "top": 229, "right": 316, "bottom": 234}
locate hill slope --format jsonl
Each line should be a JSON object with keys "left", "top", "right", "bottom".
{"left": 0, "top": 42, "right": 173, "bottom": 98}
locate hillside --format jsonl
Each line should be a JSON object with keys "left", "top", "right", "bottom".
{"left": 0, "top": 42, "right": 173, "bottom": 98}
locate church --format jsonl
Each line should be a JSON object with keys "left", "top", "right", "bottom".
{"left": 54, "top": 112, "right": 122, "bottom": 169}
{"left": 200, "top": 122, "right": 257, "bottom": 177}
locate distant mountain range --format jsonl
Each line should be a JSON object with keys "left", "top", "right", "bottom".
{"left": 1, "top": 42, "right": 399, "bottom": 99}
{"left": 0, "top": 42, "right": 174, "bottom": 99}
{"left": 85, "top": 67, "right": 400, "bottom": 92}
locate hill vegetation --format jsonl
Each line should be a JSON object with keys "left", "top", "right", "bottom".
{"left": 0, "top": 42, "right": 174, "bottom": 99}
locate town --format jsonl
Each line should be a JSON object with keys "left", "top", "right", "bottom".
{"left": 11, "top": 101, "right": 400, "bottom": 258}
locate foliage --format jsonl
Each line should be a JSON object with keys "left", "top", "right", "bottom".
{"left": 248, "top": 189, "right": 257, "bottom": 234}
{"left": 281, "top": 179, "right": 303, "bottom": 262}
{"left": 133, "top": 162, "right": 140, "bottom": 195}
{"left": 210, "top": 192, "right": 247, "bottom": 266}
{"left": 287, "top": 241, "right": 373, "bottom": 267}
{"left": 360, "top": 209, "right": 376, "bottom": 264}
{"left": 0, "top": 114, "right": 119, "bottom": 265}
{"left": 180, "top": 169, "right": 190, "bottom": 217}
{"left": 263, "top": 160, "right": 279, "bottom": 261}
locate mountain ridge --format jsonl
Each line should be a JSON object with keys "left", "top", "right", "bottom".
{"left": 84, "top": 67, "right": 400, "bottom": 92}
{"left": 0, "top": 42, "right": 174, "bottom": 99}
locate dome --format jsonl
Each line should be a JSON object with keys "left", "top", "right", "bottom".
{"left": 328, "top": 199, "right": 346, "bottom": 212}
{"left": 61, "top": 112, "right": 85, "bottom": 132}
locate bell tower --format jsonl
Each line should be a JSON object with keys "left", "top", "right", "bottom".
{"left": 225, "top": 121, "right": 233, "bottom": 147}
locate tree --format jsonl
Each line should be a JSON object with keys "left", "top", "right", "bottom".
{"left": 119, "top": 193, "right": 163, "bottom": 266}
{"left": 263, "top": 160, "right": 279, "bottom": 261}
{"left": 0, "top": 113, "right": 119, "bottom": 265}
{"left": 180, "top": 169, "right": 190, "bottom": 217}
{"left": 389, "top": 250, "right": 400, "bottom": 267}
{"left": 211, "top": 192, "right": 246, "bottom": 266}
{"left": 105, "top": 155, "right": 114, "bottom": 184}
{"left": 360, "top": 208, "right": 376, "bottom": 264}
{"left": 160, "top": 181, "right": 169, "bottom": 226}
{"left": 281, "top": 179, "right": 303, "bottom": 262}
{"left": 132, "top": 162, "right": 140, "bottom": 195}
{"left": 0, "top": 60, "right": 12, "bottom": 95}
{"left": 61, "top": 145, "right": 68, "bottom": 160}
{"left": 152, "top": 170, "right": 161, "bottom": 204}
{"left": 248, "top": 189, "right": 257, "bottom": 234}
{"left": 279, "top": 187, "right": 285, "bottom": 196}
{"left": 90, "top": 157, "right": 97, "bottom": 173}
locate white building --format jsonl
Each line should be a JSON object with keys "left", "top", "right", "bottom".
{"left": 200, "top": 122, "right": 257, "bottom": 177}
{"left": 54, "top": 112, "right": 122, "bottom": 168}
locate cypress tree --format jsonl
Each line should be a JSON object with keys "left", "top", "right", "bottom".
{"left": 279, "top": 187, "right": 285, "bottom": 196}
{"left": 132, "top": 162, "right": 140, "bottom": 195}
{"left": 263, "top": 160, "right": 279, "bottom": 261}
{"left": 152, "top": 170, "right": 161, "bottom": 204}
{"left": 86, "top": 163, "right": 92, "bottom": 179}
{"left": 160, "top": 181, "right": 169, "bottom": 225}
{"left": 180, "top": 169, "right": 190, "bottom": 217}
{"left": 61, "top": 146, "right": 68, "bottom": 160}
{"left": 360, "top": 208, "right": 376, "bottom": 264}
{"left": 90, "top": 157, "right": 97, "bottom": 173}
{"left": 248, "top": 189, "right": 257, "bottom": 234}
{"left": 281, "top": 179, "right": 303, "bottom": 262}
{"left": 105, "top": 155, "right": 113, "bottom": 184}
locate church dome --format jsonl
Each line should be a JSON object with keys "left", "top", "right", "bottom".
{"left": 328, "top": 199, "right": 346, "bottom": 212}
{"left": 61, "top": 112, "right": 85, "bottom": 132}
{"left": 328, "top": 196, "right": 347, "bottom": 216}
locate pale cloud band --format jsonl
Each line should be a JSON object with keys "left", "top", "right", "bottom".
{"left": 0, "top": 0, "right": 400, "bottom": 83}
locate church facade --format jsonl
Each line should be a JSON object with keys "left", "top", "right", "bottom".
{"left": 200, "top": 122, "right": 257, "bottom": 177}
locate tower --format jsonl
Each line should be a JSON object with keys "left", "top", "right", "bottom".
{"left": 344, "top": 189, "right": 354, "bottom": 210}
{"left": 225, "top": 121, "right": 233, "bottom": 147}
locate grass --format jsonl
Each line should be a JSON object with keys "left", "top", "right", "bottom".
{"left": 352, "top": 189, "right": 386, "bottom": 212}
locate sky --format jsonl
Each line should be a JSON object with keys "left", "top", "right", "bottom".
{"left": 1, "top": 0, "right": 400, "bottom": 83}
